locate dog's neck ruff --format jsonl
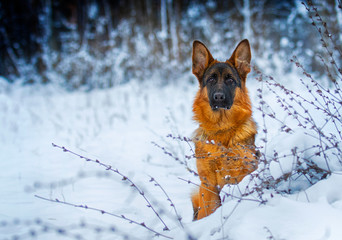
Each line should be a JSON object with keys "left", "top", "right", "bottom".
{"left": 192, "top": 87, "right": 256, "bottom": 147}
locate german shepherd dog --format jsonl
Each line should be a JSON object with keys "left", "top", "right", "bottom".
{"left": 191, "top": 39, "right": 258, "bottom": 220}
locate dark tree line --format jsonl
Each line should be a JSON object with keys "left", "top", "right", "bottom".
{"left": 0, "top": 0, "right": 341, "bottom": 88}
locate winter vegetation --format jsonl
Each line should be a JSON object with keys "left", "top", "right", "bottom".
{"left": 0, "top": 0, "right": 342, "bottom": 239}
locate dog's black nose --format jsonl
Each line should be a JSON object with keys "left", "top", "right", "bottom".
{"left": 213, "top": 92, "right": 225, "bottom": 101}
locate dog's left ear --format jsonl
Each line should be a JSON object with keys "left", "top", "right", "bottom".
{"left": 228, "top": 39, "right": 251, "bottom": 80}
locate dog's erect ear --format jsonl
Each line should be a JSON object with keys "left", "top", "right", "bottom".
{"left": 192, "top": 41, "right": 214, "bottom": 82}
{"left": 228, "top": 39, "right": 251, "bottom": 80}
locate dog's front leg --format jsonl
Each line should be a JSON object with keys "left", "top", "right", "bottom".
{"left": 195, "top": 182, "right": 221, "bottom": 220}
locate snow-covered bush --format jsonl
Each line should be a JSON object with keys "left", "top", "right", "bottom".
{"left": 252, "top": 1, "right": 342, "bottom": 195}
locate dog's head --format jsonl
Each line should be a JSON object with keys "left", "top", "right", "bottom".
{"left": 192, "top": 40, "right": 251, "bottom": 111}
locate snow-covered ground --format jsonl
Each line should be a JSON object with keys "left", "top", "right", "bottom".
{"left": 1, "top": 68, "right": 342, "bottom": 240}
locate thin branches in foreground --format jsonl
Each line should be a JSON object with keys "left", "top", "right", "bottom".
{"left": 48, "top": 143, "right": 175, "bottom": 238}
{"left": 149, "top": 176, "right": 184, "bottom": 229}
{"left": 35, "top": 195, "right": 173, "bottom": 239}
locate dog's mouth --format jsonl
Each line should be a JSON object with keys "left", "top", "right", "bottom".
{"left": 210, "top": 104, "right": 232, "bottom": 111}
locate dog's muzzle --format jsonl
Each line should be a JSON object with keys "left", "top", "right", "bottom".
{"left": 210, "top": 92, "right": 232, "bottom": 110}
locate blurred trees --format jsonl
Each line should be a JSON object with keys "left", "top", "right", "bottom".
{"left": 0, "top": 0, "right": 341, "bottom": 88}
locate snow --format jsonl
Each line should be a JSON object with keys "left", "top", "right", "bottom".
{"left": 1, "top": 67, "right": 342, "bottom": 240}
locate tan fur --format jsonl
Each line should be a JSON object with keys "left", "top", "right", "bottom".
{"left": 191, "top": 40, "right": 258, "bottom": 220}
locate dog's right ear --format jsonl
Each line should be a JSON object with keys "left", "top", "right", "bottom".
{"left": 192, "top": 41, "right": 214, "bottom": 82}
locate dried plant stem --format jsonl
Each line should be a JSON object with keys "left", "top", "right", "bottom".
{"left": 152, "top": 141, "right": 198, "bottom": 177}
{"left": 177, "top": 177, "right": 263, "bottom": 203}
{"left": 51, "top": 143, "right": 170, "bottom": 231}
{"left": 149, "top": 176, "right": 184, "bottom": 229}
{"left": 35, "top": 195, "right": 173, "bottom": 239}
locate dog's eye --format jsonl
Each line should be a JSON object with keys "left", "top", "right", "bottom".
{"left": 207, "top": 75, "right": 216, "bottom": 83}
{"left": 225, "top": 75, "right": 235, "bottom": 84}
